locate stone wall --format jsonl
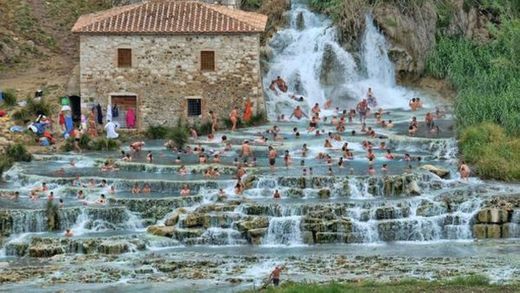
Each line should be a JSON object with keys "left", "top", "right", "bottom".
{"left": 79, "top": 33, "right": 265, "bottom": 129}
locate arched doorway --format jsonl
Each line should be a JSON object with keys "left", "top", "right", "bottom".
{"left": 69, "top": 95, "right": 81, "bottom": 123}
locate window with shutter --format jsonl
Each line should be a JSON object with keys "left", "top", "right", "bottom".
{"left": 117, "top": 48, "right": 132, "bottom": 67}
{"left": 200, "top": 51, "right": 215, "bottom": 71}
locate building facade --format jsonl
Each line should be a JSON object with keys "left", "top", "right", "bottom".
{"left": 72, "top": 0, "right": 267, "bottom": 129}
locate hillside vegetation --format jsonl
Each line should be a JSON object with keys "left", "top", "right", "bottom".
{"left": 310, "top": 0, "right": 520, "bottom": 181}
{"left": 425, "top": 2, "right": 519, "bottom": 181}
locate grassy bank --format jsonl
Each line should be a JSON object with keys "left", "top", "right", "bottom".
{"left": 249, "top": 276, "right": 519, "bottom": 293}
{"left": 426, "top": 12, "right": 519, "bottom": 180}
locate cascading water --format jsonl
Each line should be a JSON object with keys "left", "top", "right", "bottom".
{"left": 361, "top": 14, "right": 395, "bottom": 86}
{"left": 263, "top": 216, "right": 303, "bottom": 246}
{"left": 264, "top": 1, "right": 417, "bottom": 120}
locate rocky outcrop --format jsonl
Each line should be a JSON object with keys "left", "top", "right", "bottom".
{"left": 110, "top": 196, "right": 203, "bottom": 221}
{"left": 322, "top": 0, "right": 494, "bottom": 80}
{"left": 320, "top": 43, "right": 347, "bottom": 85}
{"left": 444, "top": 0, "right": 491, "bottom": 42}
{"left": 6, "top": 236, "right": 147, "bottom": 257}
{"left": 372, "top": 1, "right": 437, "bottom": 79}
{"left": 422, "top": 164, "right": 450, "bottom": 178}
{"left": 471, "top": 196, "right": 520, "bottom": 239}
{"left": 147, "top": 225, "right": 175, "bottom": 238}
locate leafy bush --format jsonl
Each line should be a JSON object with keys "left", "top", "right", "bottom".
{"left": 167, "top": 127, "right": 189, "bottom": 149}
{"left": 145, "top": 125, "right": 169, "bottom": 139}
{"left": 5, "top": 143, "right": 32, "bottom": 162}
{"left": 0, "top": 156, "right": 13, "bottom": 178}
{"left": 459, "top": 123, "right": 520, "bottom": 181}
{"left": 2, "top": 89, "right": 17, "bottom": 107}
{"left": 0, "top": 143, "right": 31, "bottom": 178}
{"left": 26, "top": 98, "right": 53, "bottom": 116}
{"left": 89, "top": 137, "right": 120, "bottom": 151}
{"left": 241, "top": 0, "right": 261, "bottom": 11}
{"left": 79, "top": 134, "right": 91, "bottom": 149}
{"left": 61, "top": 137, "right": 75, "bottom": 152}
{"left": 244, "top": 112, "right": 267, "bottom": 127}
{"left": 192, "top": 121, "right": 213, "bottom": 136}
{"left": 11, "top": 108, "right": 30, "bottom": 122}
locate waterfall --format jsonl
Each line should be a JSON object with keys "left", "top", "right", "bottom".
{"left": 264, "top": 1, "right": 416, "bottom": 120}
{"left": 11, "top": 210, "right": 47, "bottom": 233}
{"left": 361, "top": 14, "right": 395, "bottom": 86}
{"left": 349, "top": 178, "right": 372, "bottom": 199}
{"left": 263, "top": 216, "right": 303, "bottom": 246}
{"left": 507, "top": 210, "right": 520, "bottom": 238}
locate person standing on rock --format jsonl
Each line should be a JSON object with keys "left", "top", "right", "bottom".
{"left": 209, "top": 111, "right": 218, "bottom": 134}
{"left": 229, "top": 106, "right": 239, "bottom": 131}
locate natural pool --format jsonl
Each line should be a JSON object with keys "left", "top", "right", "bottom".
{"left": 1, "top": 0, "right": 519, "bottom": 291}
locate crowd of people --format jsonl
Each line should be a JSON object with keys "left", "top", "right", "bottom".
{"left": 4, "top": 79, "right": 472, "bottom": 244}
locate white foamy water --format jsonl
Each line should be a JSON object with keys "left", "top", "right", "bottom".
{"left": 263, "top": 215, "right": 304, "bottom": 246}
{"left": 264, "top": 1, "right": 420, "bottom": 120}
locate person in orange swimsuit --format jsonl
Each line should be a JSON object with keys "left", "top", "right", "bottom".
{"left": 243, "top": 98, "right": 253, "bottom": 123}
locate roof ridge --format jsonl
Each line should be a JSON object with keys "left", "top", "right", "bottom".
{"left": 200, "top": 2, "right": 266, "bottom": 31}
{"left": 198, "top": 2, "right": 256, "bottom": 31}
{"left": 72, "top": 2, "right": 145, "bottom": 32}
{"left": 72, "top": 0, "right": 267, "bottom": 34}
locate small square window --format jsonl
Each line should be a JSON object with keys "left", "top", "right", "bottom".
{"left": 187, "top": 99, "right": 202, "bottom": 117}
{"left": 118, "top": 48, "right": 132, "bottom": 67}
{"left": 200, "top": 51, "right": 215, "bottom": 71}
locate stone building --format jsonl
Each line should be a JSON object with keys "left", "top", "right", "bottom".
{"left": 72, "top": 0, "right": 267, "bottom": 129}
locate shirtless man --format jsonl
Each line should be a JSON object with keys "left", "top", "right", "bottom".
{"left": 270, "top": 266, "right": 284, "bottom": 287}
{"left": 130, "top": 141, "right": 145, "bottom": 153}
{"left": 311, "top": 103, "right": 320, "bottom": 115}
{"left": 64, "top": 229, "right": 74, "bottom": 237}
{"left": 425, "top": 112, "right": 434, "bottom": 129}
{"left": 209, "top": 111, "right": 218, "bottom": 134}
{"left": 289, "top": 106, "right": 308, "bottom": 120}
{"left": 271, "top": 76, "right": 288, "bottom": 92}
{"left": 268, "top": 146, "right": 277, "bottom": 172}
{"left": 356, "top": 99, "right": 369, "bottom": 123}
{"left": 241, "top": 140, "right": 252, "bottom": 157}
{"left": 409, "top": 98, "right": 418, "bottom": 111}
{"left": 229, "top": 106, "right": 239, "bottom": 131}
{"left": 459, "top": 161, "right": 470, "bottom": 181}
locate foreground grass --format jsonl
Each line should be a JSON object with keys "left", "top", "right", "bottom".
{"left": 459, "top": 123, "right": 520, "bottom": 181}
{"left": 249, "top": 276, "right": 519, "bottom": 293}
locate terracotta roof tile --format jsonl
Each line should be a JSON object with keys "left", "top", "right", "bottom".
{"left": 72, "top": 0, "right": 267, "bottom": 34}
